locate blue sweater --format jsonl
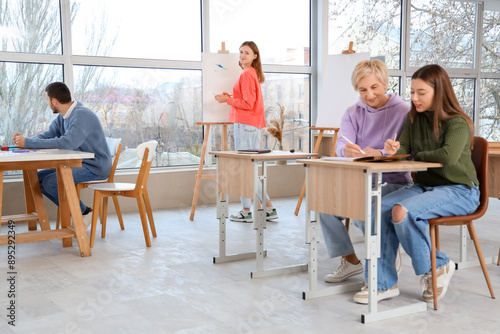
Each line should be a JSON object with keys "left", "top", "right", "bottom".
{"left": 25, "top": 102, "right": 112, "bottom": 178}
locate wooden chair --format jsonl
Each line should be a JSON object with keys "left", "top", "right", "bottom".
{"left": 56, "top": 137, "right": 124, "bottom": 229}
{"left": 428, "top": 136, "right": 495, "bottom": 310}
{"left": 88, "top": 140, "right": 158, "bottom": 247}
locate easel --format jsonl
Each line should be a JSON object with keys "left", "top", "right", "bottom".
{"left": 342, "top": 41, "right": 356, "bottom": 54}
{"left": 190, "top": 42, "right": 232, "bottom": 221}
{"left": 294, "top": 126, "right": 339, "bottom": 215}
{"left": 295, "top": 41, "right": 357, "bottom": 215}
{"left": 218, "top": 42, "right": 229, "bottom": 54}
{"left": 190, "top": 121, "right": 232, "bottom": 220}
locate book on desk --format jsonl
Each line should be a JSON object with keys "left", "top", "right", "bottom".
{"left": 238, "top": 149, "right": 272, "bottom": 154}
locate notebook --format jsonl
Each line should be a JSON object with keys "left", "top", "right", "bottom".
{"left": 237, "top": 149, "right": 272, "bottom": 154}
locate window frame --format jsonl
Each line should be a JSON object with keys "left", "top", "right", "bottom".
{"left": 1, "top": 0, "right": 314, "bottom": 170}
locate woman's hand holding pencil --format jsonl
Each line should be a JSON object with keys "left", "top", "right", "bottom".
{"left": 384, "top": 133, "right": 399, "bottom": 156}
{"left": 341, "top": 134, "right": 367, "bottom": 157}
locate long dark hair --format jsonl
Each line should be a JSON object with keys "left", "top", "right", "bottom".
{"left": 410, "top": 64, "right": 474, "bottom": 148}
{"left": 239, "top": 41, "right": 265, "bottom": 84}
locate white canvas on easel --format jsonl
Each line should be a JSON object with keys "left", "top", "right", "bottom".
{"left": 315, "top": 52, "right": 370, "bottom": 128}
{"left": 202, "top": 53, "right": 241, "bottom": 122}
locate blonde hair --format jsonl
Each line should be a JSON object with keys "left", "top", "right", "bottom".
{"left": 351, "top": 59, "right": 389, "bottom": 91}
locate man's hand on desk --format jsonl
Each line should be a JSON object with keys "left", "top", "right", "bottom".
{"left": 12, "top": 133, "right": 26, "bottom": 148}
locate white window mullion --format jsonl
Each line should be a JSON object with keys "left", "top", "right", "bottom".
{"left": 473, "top": 1, "right": 484, "bottom": 131}
{"left": 59, "top": 0, "right": 74, "bottom": 93}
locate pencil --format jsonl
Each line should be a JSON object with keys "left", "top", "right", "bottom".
{"left": 392, "top": 133, "right": 398, "bottom": 149}
{"left": 340, "top": 134, "right": 366, "bottom": 155}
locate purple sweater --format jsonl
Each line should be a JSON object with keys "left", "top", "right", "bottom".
{"left": 336, "top": 93, "right": 412, "bottom": 184}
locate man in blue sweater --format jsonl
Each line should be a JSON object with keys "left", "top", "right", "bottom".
{"left": 12, "top": 82, "right": 112, "bottom": 228}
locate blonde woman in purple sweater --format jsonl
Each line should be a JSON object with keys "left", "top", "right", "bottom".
{"left": 320, "top": 60, "right": 412, "bottom": 283}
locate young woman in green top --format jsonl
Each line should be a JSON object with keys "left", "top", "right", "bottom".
{"left": 353, "top": 64, "right": 480, "bottom": 304}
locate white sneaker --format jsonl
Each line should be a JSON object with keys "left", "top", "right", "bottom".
{"left": 353, "top": 284, "right": 400, "bottom": 304}
{"left": 324, "top": 258, "right": 363, "bottom": 283}
{"left": 421, "top": 260, "right": 455, "bottom": 303}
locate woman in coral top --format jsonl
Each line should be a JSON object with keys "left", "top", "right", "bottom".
{"left": 215, "top": 41, "right": 277, "bottom": 223}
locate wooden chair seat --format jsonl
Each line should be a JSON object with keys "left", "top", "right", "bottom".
{"left": 89, "top": 183, "right": 136, "bottom": 192}
{"left": 89, "top": 140, "right": 158, "bottom": 247}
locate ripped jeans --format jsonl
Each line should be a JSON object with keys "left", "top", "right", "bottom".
{"left": 370, "top": 183, "right": 480, "bottom": 291}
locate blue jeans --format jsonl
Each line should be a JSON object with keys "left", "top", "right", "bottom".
{"left": 233, "top": 123, "right": 270, "bottom": 208}
{"left": 372, "top": 183, "right": 480, "bottom": 291}
{"left": 319, "top": 182, "right": 411, "bottom": 258}
{"left": 38, "top": 167, "right": 107, "bottom": 214}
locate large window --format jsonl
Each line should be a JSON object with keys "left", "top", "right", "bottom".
{"left": 0, "top": 0, "right": 312, "bottom": 172}
{"left": 208, "top": 0, "right": 311, "bottom": 154}
{"left": 410, "top": 0, "right": 476, "bottom": 69}
{"left": 0, "top": 62, "right": 63, "bottom": 146}
{"left": 329, "top": 0, "right": 500, "bottom": 141}
{"left": 71, "top": 0, "right": 201, "bottom": 61}
{"left": 328, "top": 0, "right": 402, "bottom": 69}
{"left": 482, "top": 9, "right": 500, "bottom": 73}
{"left": 73, "top": 66, "right": 202, "bottom": 167}
{"left": 0, "top": 0, "right": 61, "bottom": 54}
{"left": 209, "top": 0, "right": 310, "bottom": 65}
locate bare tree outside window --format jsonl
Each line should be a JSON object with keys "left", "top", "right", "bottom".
{"left": 0, "top": 0, "right": 108, "bottom": 148}
{"left": 329, "top": 0, "right": 500, "bottom": 141}
{"left": 0, "top": 1, "right": 63, "bottom": 147}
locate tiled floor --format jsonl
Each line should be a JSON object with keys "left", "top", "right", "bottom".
{"left": 1, "top": 196, "right": 499, "bottom": 333}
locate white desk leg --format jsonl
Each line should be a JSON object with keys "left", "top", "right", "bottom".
{"left": 251, "top": 160, "right": 307, "bottom": 278}
{"left": 253, "top": 160, "right": 267, "bottom": 275}
{"left": 303, "top": 166, "right": 362, "bottom": 299}
{"left": 305, "top": 165, "right": 318, "bottom": 293}
{"left": 362, "top": 172, "right": 426, "bottom": 323}
{"left": 213, "top": 158, "right": 258, "bottom": 264}
{"left": 455, "top": 225, "right": 498, "bottom": 269}
{"left": 365, "top": 172, "right": 379, "bottom": 314}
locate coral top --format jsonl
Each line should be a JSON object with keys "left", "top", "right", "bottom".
{"left": 227, "top": 67, "right": 266, "bottom": 128}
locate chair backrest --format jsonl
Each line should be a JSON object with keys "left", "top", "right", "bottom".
{"left": 136, "top": 140, "right": 158, "bottom": 162}
{"left": 134, "top": 140, "right": 158, "bottom": 191}
{"left": 106, "top": 137, "right": 122, "bottom": 157}
{"left": 105, "top": 137, "right": 122, "bottom": 183}
{"left": 471, "top": 136, "right": 489, "bottom": 217}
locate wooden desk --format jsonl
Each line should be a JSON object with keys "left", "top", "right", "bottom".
{"left": 298, "top": 158, "right": 441, "bottom": 323}
{"left": 211, "top": 150, "right": 317, "bottom": 278}
{"left": 489, "top": 150, "right": 500, "bottom": 198}
{"left": 0, "top": 149, "right": 94, "bottom": 257}
{"left": 456, "top": 150, "right": 500, "bottom": 268}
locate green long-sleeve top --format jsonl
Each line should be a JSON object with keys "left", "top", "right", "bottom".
{"left": 396, "top": 112, "right": 478, "bottom": 188}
